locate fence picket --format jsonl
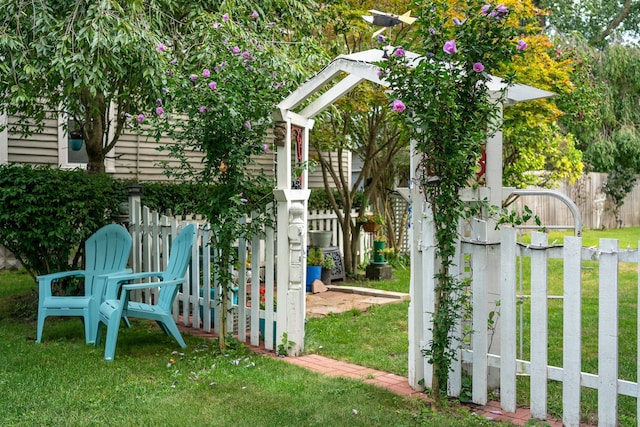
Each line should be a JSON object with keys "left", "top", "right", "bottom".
{"left": 530, "top": 232, "right": 549, "bottom": 419}
{"left": 471, "top": 219, "right": 488, "bottom": 406}
{"left": 598, "top": 238, "right": 619, "bottom": 426}
{"left": 500, "top": 227, "right": 517, "bottom": 413}
{"left": 562, "top": 236, "right": 582, "bottom": 427}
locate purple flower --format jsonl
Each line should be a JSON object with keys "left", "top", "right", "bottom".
{"left": 443, "top": 40, "right": 457, "bottom": 54}
{"left": 490, "top": 4, "right": 508, "bottom": 19}
{"left": 170, "top": 58, "right": 178, "bottom": 65}
{"left": 274, "top": 81, "right": 284, "bottom": 89}
{"left": 162, "top": 87, "right": 169, "bottom": 93}
{"left": 208, "top": 81, "right": 217, "bottom": 90}
{"left": 166, "top": 70, "right": 174, "bottom": 77}
{"left": 157, "top": 43, "right": 166, "bottom": 52}
{"left": 244, "top": 120, "right": 252, "bottom": 130}
{"left": 190, "top": 74, "right": 198, "bottom": 81}
{"left": 240, "top": 198, "right": 248, "bottom": 203}
{"left": 257, "top": 44, "right": 264, "bottom": 50}
{"left": 481, "top": 4, "right": 490, "bottom": 15}
{"left": 155, "top": 107, "right": 164, "bottom": 115}
{"left": 394, "top": 47, "right": 405, "bottom": 57}
{"left": 429, "top": 27, "right": 436, "bottom": 35}
{"left": 199, "top": 106, "right": 207, "bottom": 113}
{"left": 473, "top": 62, "right": 485, "bottom": 73}
{"left": 203, "top": 69, "right": 210, "bottom": 77}
{"left": 391, "top": 99, "right": 405, "bottom": 113}
{"left": 268, "top": 22, "right": 275, "bottom": 27}
{"left": 517, "top": 40, "right": 528, "bottom": 51}
{"left": 156, "top": 98, "right": 162, "bottom": 106}
{"left": 213, "top": 22, "right": 220, "bottom": 29}
{"left": 251, "top": 11, "right": 259, "bottom": 19}
{"left": 453, "top": 18, "right": 463, "bottom": 25}
{"left": 124, "top": 113, "right": 132, "bottom": 119}
{"left": 242, "top": 51, "right": 250, "bottom": 59}
{"left": 136, "top": 114, "right": 145, "bottom": 123}
{"left": 222, "top": 13, "right": 229, "bottom": 22}
{"left": 232, "top": 46, "right": 240, "bottom": 54}
{"left": 263, "top": 143, "right": 270, "bottom": 153}
{"left": 377, "top": 34, "right": 386, "bottom": 43}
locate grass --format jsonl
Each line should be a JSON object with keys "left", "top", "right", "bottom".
{"left": 307, "top": 228, "right": 640, "bottom": 426}
{"left": 0, "top": 270, "right": 506, "bottom": 427}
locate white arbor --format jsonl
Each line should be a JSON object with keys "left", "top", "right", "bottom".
{"left": 272, "top": 49, "right": 553, "bottom": 389}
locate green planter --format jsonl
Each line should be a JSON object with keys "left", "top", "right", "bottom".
{"left": 373, "top": 241, "right": 386, "bottom": 264}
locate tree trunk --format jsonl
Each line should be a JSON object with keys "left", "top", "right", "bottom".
{"left": 81, "top": 89, "right": 107, "bottom": 174}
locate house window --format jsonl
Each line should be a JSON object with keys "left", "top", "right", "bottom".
{"left": 58, "top": 109, "right": 115, "bottom": 172}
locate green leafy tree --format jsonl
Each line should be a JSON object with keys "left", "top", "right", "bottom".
{"left": 383, "top": 0, "right": 525, "bottom": 400}
{"left": 149, "top": 10, "right": 308, "bottom": 350}
{"left": 535, "top": 0, "right": 640, "bottom": 48}
{"left": 0, "top": 0, "right": 189, "bottom": 173}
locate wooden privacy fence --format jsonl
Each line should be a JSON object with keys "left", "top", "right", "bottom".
{"left": 449, "top": 226, "right": 638, "bottom": 427}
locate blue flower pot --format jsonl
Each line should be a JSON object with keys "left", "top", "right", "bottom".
{"left": 306, "top": 265, "right": 322, "bottom": 291}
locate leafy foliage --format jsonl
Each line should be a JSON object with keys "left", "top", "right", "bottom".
{"left": 147, "top": 10, "right": 306, "bottom": 350}
{"left": 383, "top": 0, "right": 525, "bottom": 399}
{"left": 0, "top": 165, "right": 126, "bottom": 284}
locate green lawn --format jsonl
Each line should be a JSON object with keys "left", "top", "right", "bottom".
{"left": 0, "top": 269, "right": 505, "bottom": 427}
{"left": 309, "top": 228, "right": 640, "bottom": 426}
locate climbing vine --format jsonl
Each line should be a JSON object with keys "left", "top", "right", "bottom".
{"left": 382, "top": 0, "right": 526, "bottom": 399}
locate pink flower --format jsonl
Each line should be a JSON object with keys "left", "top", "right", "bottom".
{"left": 391, "top": 99, "right": 405, "bottom": 113}
{"left": 222, "top": 13, "right": 229, "bottom": 21}
{"left": 213, "top": 22, "right": 220, "bottom": 29}
{"left": 136, "top": 114, "right": 145, "bottom": 123}
{"left": 157, "top": 43, "right": 166, "bottom": 52}
{"left": 394, "top": 46, "right": 405, "bottom": 57}
{"left": 208, "top": 81, "right": 217, "bottom": 90}
{"left": 190, "top": 74, "right": 198, "bottom": 81}
{"left": 473, "top": 62, "right": 485, "bottom": 73}
{"left": 244, "top": 120, "right": 252, "bottom": 130}
{"left": 263, "top": 143, "right": 269, "bottom": 153}
{"left": 443, "top": 40, "right": 457, "bottom": 54}
{"left": 155, "top": 107, "right": 164, "bottom": 115}
{"left": 517, "top": 40, "right": 528, "bottom": 51}
{"left": 251, "top": 11, "right": 259, "bottom": 19}
{"left": 202, "top": 69, "right": 210, "bottom": 77}
{"left": 232, "top": 46, "right": 240, "bottom": 54}
{"left": 242, "top": 51, "right": 250, "bottom": 59}
{"left": 199, "top": 106, "right": 207, "bottom": 113}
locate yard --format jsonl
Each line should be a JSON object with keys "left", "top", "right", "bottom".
{"left": 0, "top": 269, "right": 499, "bottom": 427}
{"left": 2, "top": 227, "right": 638, "bottom": 425}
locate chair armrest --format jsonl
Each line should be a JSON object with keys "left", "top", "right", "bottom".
{"left": 37, "top": 270, "right": 86, "bottom": 284}
{"left": 121, "top": 278, "right": 186, "bottom": 292}
{"left": 101, "top": 271, "right": 170, "bottom": 300}
{"left": 37, "top": 270, "right": 86, "bottom": 299}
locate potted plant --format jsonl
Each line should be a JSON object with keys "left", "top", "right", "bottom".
{"left": 321, "top": 253, "right": 334, "bottom": 285}
{"left": 69, "top": 129, "right": 84, "bottom": 151}
{"left": 372, "top": 233, "right": 387, "bottom": 264}
{"left": 306, "top": 247, "right": 324, "bottom": 291}
{"left": 357, "top": 213, "right": 384, "bottom": 233}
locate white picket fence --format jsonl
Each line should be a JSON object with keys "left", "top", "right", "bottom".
{"left": 448, "top": 226, "right": 638, "bottom": 426}
{"left": 128, "top": 200, "right": 281, "bottom": 351}
{"left": 127, "top": 202, "right": 376, "bottom": 352}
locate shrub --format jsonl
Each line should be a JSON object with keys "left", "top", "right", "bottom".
{"left": 0, "top": 165, "right": 126, "bottom": 287}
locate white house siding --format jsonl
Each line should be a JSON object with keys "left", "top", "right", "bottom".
{"left": 6, "top": 115, "right": 60, "bottom": 165}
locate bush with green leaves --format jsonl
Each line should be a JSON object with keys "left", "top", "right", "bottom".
{"left": 382, "top": 0, "right": 526, "bottom": 399}
{"left": 0, "top": 164, "right": 126, "bottom": 287}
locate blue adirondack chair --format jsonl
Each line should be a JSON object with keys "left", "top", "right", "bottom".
{"left": 36, "top": 224, "right": 132, "bottom": 344}
{"left": 95, "top": 223, "right": 197, "bottom": 361}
